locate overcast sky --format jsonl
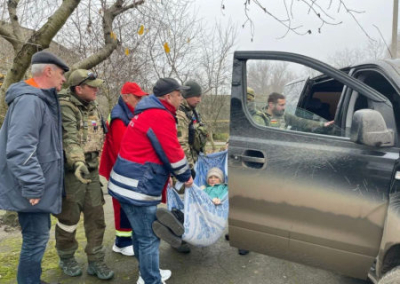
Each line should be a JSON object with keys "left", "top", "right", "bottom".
{"left": 195, "top": 0, "right": 394, "bottom": 62}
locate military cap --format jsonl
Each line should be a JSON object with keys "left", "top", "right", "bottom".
{"left": 153, "top": 78, "right": 190, "bottom": 97}
{"left": 31, "top": 51, "right": 69, "bottom": 72}
{"left": 68, "top": 69, "right": 103, "bottom": 87}
{"left": 247, "top": 87, "right": 255, "bottom": 102}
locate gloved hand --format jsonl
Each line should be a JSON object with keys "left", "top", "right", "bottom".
{"left": 74, "top": 161, "right": 92, "bottom": 184}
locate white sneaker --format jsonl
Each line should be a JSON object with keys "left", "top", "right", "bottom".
{"left": 112, "top": 244, "right": 134, "bottom": 256}
{"left": 136, "top": 269, "right": 171, "bottom": 284}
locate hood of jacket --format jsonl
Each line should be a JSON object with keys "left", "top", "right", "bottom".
{"left": 6, "top": 81, "right": 56, "bottom": 106}
{"left": 134, "top": 94, "right": 167, "bottom": 115}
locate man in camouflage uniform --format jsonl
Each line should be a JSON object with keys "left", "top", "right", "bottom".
{"left": 253, "top": 92, "right": 334, "bottom": 131}
{"left": 55, "top": 69, "right": 114, "bottom": 280}
{"left": 177, "top": 80, "right": 208, "bottom": 176}
{"left": 175, "top": 80, "right": 208, "bottom": 253}
{"left": 247, "top": 87, "right": 262, "bottom": 116}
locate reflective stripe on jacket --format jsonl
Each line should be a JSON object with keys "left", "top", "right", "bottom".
{"left": 108, "top": 95, "right": 191, "bottom": 206}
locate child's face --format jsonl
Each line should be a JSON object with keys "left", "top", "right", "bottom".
{"left": 208, "top": 175, "right": 221, "bottom": 186}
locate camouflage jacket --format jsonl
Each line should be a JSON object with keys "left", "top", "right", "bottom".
{"left": 176, "top": 100, "right": 207, "bottom": 169}
{"left": 248, "top": 101, "right": 263, "bottom": 117}
{"left": 252, "top": 110, "right": 324, "bottom": 131}
{"left": 59, "top": 89, "right": 104, "bottom": 170}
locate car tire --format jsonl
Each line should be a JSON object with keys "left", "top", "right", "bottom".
{"left": 378, "top": 267, "right": 400, "bottom": 284}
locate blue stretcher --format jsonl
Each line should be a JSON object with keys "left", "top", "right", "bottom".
{"left": 167, "top": 150, "right": 228, "bottom": 247}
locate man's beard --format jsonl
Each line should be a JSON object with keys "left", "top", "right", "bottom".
{"left": 273, "top": 108, "right": 285, "bottom": 117}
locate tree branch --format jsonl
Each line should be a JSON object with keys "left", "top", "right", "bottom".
{"left": 0, "top": 21, "right": 18, "bottom": 47}
{"left": 7, "top": 0, "right": 23, "bottom": 44}
{"left": 72, "top": 44, "right": 117, "bottom": 70}
{"left": 31, "top": 0, "right": 81, "bottom": 49}
{"left": 108, "top": 0, "right": 145, "bottom": 19}
{"left": 1, "top": 0, "right": 81, "bottom": 110}
{"left": 226, "top": 0, "right": 369, "bottom": 39}
{"left": 338, "top": 0, "right": 373, "bottom": 41}
{"left": 71, "top": 0, "right": 145, "bottom": 72}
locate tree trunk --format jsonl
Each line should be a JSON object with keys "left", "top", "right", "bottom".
{"left": 0, "top": 0, "right": 81, "bottom": 125}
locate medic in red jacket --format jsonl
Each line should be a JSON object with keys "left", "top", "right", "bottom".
{"left": 108, "top": 94, "right": 192, "bottom": 206}
{"left": 99, "top": 82, "right": 148, "bottom": 254}
{"left": 99, "top": 97, "right": 134, "bottom": 180}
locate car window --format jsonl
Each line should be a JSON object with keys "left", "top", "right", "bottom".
{"left": 246, "top": 59, "right": 344, "bottom": 137}
{"left": 283, "top": 79, "right": 307, "bottom": 115}
{"left": 352, "top": 69, "right": 399, "bottom": 140}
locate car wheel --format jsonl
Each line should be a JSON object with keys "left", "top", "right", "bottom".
{"left": 378, "top": 267, "right": 400, "bottom": 284}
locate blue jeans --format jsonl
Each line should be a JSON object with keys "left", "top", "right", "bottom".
{"left": 121, "top": 203, "right": 161, "bottom": 284}
{"left": 17, "top": 212, "right": 51, "bottom": 284}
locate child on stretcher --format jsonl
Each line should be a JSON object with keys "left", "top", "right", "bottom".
{"left": 152, "top": 167, "right": 227, "bottom": 247}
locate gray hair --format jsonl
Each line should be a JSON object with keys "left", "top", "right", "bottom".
{"left": 31, "top": 63, "right": 58, "bottom": 77}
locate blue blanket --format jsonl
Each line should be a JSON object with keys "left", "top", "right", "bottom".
{"left": 167, "top": 150, "right": 229, "bottom": 246}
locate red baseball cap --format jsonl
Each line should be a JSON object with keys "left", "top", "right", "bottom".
{"left": 121, "top": 82, "right": 148, "bottom": 96}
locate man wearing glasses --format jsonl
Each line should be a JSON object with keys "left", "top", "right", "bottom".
{"left": 54, "top": 69, "right": 114, "bottom": 280}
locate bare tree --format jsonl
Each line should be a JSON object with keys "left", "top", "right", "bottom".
{"left": 197, "top": 21, "right": 237, "bottom": 150}
{"left": 134, "top": 0, "right": 202, "bottom": 84}
{"left": 327, "top": 39, "right": 387, "bottom": 68}
{"left": 0, "top": 0, "right": 144, "bottom": 123}
{"left": 0, "top": 0, "right": 81, "bottom": 119}
{"left": 0, "top": 0, "right": 144, "bottom": 226}
{"left": 247, "top": 60, "right": 296, "bottom": 104}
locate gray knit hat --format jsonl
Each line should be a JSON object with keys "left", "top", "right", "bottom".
{"left": 207, "top": 167, "right": 224, "bottom": 183}
{"left": 183, "top": 80, "right": 202, "bottom": 98}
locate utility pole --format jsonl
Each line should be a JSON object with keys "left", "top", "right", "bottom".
{"left": 392, "top": 0, "right": 398, "bottom": 58}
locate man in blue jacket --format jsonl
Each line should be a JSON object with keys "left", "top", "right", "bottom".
{"left": 0, "top": 51, "right": 68, "bottom": 284}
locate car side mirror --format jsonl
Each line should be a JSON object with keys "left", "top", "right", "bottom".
{"left": 350, "top": 109, "right": 394, "bottom": 147}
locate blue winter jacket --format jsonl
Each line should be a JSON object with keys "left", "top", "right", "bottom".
{"left": 0, "top": 81, "right": 64, "bottom": 214}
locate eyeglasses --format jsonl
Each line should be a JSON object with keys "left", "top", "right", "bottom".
{"left": 76, "top": 72, "right": 97, "bottom": 86}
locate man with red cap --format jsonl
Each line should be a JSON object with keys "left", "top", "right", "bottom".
{"left": 100, "top": 82, "right": 148, "bottom": 256}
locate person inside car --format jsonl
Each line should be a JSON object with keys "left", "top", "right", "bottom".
{"left": 253, "top": 92, "right": 334, "bottom": 131}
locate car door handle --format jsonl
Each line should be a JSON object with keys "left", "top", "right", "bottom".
{"left": 234, "top": 150, "right": 266, "bottom": 169}
{"left": 240, "top": 155, "right": 265, "bottom": 163}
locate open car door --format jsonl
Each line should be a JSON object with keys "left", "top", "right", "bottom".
{"left": 228, "top": 51, "right": 399, "bottom": 279}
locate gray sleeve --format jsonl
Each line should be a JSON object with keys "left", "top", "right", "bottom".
{"left": 6, "top": 95, "right": 46, "bottom": 199}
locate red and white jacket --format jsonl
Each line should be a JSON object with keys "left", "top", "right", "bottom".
{"left": 108, "top": 94, "right": 191, "bottom": 206}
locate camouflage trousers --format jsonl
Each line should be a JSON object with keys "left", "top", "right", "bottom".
{"left": 54, "top": 168, "right": 106, "bottom": 262}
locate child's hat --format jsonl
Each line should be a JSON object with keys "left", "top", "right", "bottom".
{"left": 207, "top": 167, "right": 224, "bottom": 183}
